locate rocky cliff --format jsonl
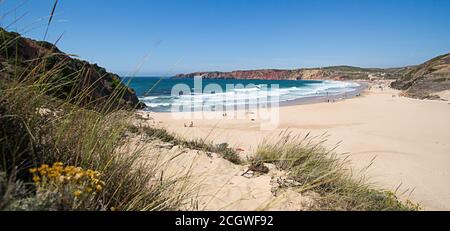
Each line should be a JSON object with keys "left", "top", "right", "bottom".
{"left": 391, "top": 53, "right": 450, "bottom": 99}
{"left": 0, "top": 28, "right": 145, "bottom": 110}
{"left": 176, "top": 54, "right": 450, "bottom": 100}
{"left": 175, "top": 66, "right": 387, "bottom": 81}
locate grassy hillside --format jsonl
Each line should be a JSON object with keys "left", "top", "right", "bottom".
{"left": 0, "top": 28, "right": 188, "bottom": 211}
{"left": 0, "top": 28, "right": 144, "bottom": 112}
{"left": 391, "top": 53, "right": 450, "bottom": 99}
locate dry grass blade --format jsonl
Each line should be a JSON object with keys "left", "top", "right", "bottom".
{"left": 43, "top": 0, "right": 58, "bottom": 41}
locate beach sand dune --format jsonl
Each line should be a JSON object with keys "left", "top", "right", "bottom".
{"left": 128, "top": 138, "right": 313, "bottom": 211}
{"left": 148, "top": 87, "right": 450, "bottom": 210}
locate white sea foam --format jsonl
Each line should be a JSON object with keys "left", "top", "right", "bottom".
{"left": 139, "top": 81, "right": 361, "bottom": 112}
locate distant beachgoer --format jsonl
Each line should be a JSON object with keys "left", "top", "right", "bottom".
{"left": 189, "top": 121, "right": 194, "bottom": 127}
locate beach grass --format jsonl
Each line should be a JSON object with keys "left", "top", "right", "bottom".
{"left": 0, "top": 6, "right": 192, "bottom": 210}
{"left": 128, "top": 123, "right": 242, "bottom": 164}
{"left": 254, "top": 131, "right": 420, "bottom": 211}
{"left": 0, "top": 83, "right": 191, "bottom": 211}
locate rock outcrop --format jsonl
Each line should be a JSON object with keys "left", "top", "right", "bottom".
{"left": 0, "top": 28, "right": 145, "bottom": 110}
{"left": 391, "top": 53, "right": 450, "bottom": 100}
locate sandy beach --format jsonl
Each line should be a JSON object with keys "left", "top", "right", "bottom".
{"left": 144, "top": 84, "right": 450, "bottom": 210}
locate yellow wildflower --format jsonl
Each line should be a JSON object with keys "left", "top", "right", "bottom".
{"left": 53, "top": 162, "right": 64, "bottom": 167}
{"left": 32, "top": 175, "right": 40, "bottom": 182}
{"left": 38, "top": 164, "right": 49, "bottom": 171}
{"left": 30, "top": 163, "right": 105, "bottom": 199}
{"left": 74, "top": 172, "right": 84, "bottom": 180}
{"left": 73, "top": 190, "right": 82, "bottom": 197}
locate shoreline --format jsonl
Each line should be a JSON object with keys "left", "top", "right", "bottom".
{"left": 144, "top": 84, "right": 450, "bottom": 210}
{"left": 279, "top": 81, "right": 369, "bottom": 107}
{"left": 140, "top": 80, "right": 369, "bottom": 114}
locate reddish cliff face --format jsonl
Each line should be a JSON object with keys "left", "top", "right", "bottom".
{"left": 173, "top": 67, "right": 380, "bottom": 80}
{"left": 175, "top": 70, "right": 294, "bottom": 80}
{"left": 222, "top": 70, "right": 295, "bottom": 79}
{"left": 174, "top": 69, "right": 335, "bottom": 80}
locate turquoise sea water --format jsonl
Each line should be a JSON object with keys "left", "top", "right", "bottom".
{"left": 122, "top": 77, "right": 362, "bottom": 112}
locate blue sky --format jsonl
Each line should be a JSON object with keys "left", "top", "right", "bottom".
{"left": 1, "top": 0, "right": 450, "bottom": 76}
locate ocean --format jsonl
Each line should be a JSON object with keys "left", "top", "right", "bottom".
{"left": 122, "top": 77, "right": 363, "bottom": 112}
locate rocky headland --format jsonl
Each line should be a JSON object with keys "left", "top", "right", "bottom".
{"left": 0, "top": 28, "right": 145, "bottom": 110}
{"left": 391, "top": 53, "right": 450, "bottom": 100}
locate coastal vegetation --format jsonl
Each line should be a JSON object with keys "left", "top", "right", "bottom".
{"left": 128, "top": 122, "right": 242, "bottom": 164}
{"left": 0, "top": 26, "right": 188, "bottom": 210}
{"left": 253, "top": 132, "right": 420, "bottom": 211}
{"left": 391, "top": 53, "right": 450, "bottom": 99}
